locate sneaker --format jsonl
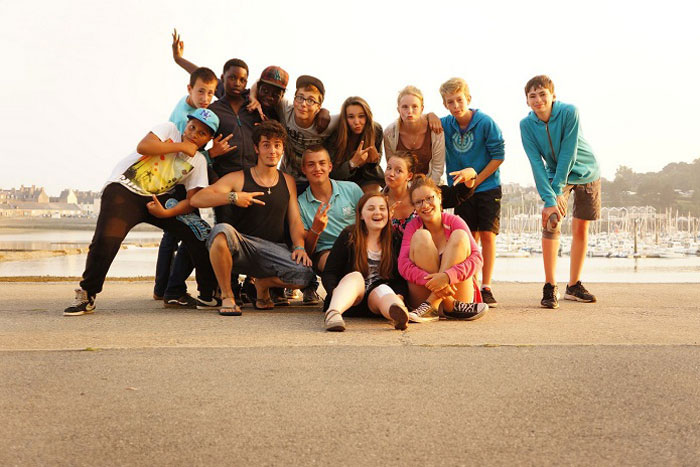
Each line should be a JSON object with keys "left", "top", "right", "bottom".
{"left": 270, "top": 287, "right": 290, "bottom": 307}
{"left": 444, "top": 301, "right": 489, "bottom": 321}
{"left": 541, "top": 283, "right": 560, "bottom": 309}
{"left": 408, "top": 302, "right": 439, "bottom": 323}
{"left": 195, "top": 296, "right": 223, "bottom": 310}
{"left": 302, "top": 288, "right": 321, "bottom": 306}
{"left": 164, "top": 294, "right": 198, "bottom": 309}
{"left": 325, "top": 309, "right": 345, "bottom": 332}
{"left": 481, "top": 287, "right": 498, "bottom": 307}
{"left": 388, "top": 304, "right": 409, "bottom": 330}
{"left": 564, "top": 281, "right": 597, "bottom": 303}
{"left": 64, "top": 288, "right": 95, "bottom": 316}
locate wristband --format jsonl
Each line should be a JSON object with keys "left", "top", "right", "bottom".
{"left": 309, "top": 228, "right": 321, "bottom": 236}
{"left": 348, "top": 160, "right": 357, "bottom": 169}
{"left": 293, "top": 246, "right": 305, "bottom": 251}
{"left": 227, "top": 191, "right": 238, "bottom": 205}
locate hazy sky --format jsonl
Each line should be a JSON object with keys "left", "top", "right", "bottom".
{"left": 2, "top": 0, "right": 699, "bottom": 195}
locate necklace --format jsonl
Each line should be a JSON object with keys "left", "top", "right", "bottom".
{"left": 253, "top": 166, "right": 278, "bottom": 195}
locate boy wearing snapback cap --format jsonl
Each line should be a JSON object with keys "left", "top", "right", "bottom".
{"left": 64, "top": 109, "right": 221, "bottom": 316}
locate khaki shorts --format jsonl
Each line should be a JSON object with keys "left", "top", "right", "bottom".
{"left": 543, "top": 179, "right": 601, "bottom": 239}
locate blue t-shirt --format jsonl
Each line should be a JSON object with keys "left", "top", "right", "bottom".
{"left": 441, "top": 110, "right": 505, "bottom": 192}
{"left": 298, "top": 180, "right": 363, "bottom": 252}
{"left": 169, "top": 96, "right": 197, "bottom": 133}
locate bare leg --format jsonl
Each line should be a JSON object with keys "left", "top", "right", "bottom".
{"left": 327, "top": 271, "right": 365, "bottom": 314}
{"left": 407, "top": 230, "right": 440, "bottom": 309}
{"left": 361, "top": 183, "right": 382, "bottom": 194}
{"left": 315, "top": 250, "right": 330, "bottom": 273}
{"left": 542, "top": 237, "right": 559, "bottom": 286}
{"left": 437, "top": 230, "right": 473, "bottom": 311}
{"left": 569, "top": 218, "right": 590, "bottom": 286}
{"left": 209, "top": 233, "right": 234, "bottom": 299}
{"left": 478, "top": 231, "right": 496, "bottom": 286}
{"left": 255, "top": 276, "right": 309, "bottom": 303}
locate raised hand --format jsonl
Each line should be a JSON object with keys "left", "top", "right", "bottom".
{"left": 449, "top": 168, "right": 477, "bottom": 187}
{"left": 171, "top": 28, "right": 184, "bottom": 60}
{"left": 350, "top": 140, "right": 370, "bottom": 168}
{"left": 209, "top": 134, "right": 237, "bottom": 158}
{"left": 147, "top": 195, "right": 168, "bottom": 218}
{"left": 235, "top": 191, "right": 266, "bottom": 208}
{"left": 246, "top": 96, "right": 266, "bottom": 121}
{"left": 366, "top": 144, "right": 380, "bottom": 164}
{"left": 311, "top": 201, "right": 331, "bottom": 235}
{"left": 314, "top": 108, "right": 331, "bottom": 133}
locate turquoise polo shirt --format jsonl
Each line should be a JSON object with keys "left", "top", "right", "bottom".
{"left": 298, "top": 179, "right": 363, "bottom": 252}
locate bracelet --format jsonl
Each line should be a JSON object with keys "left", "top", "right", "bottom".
{"left": 309, "top": 228, "right": 321, "bottom": 236}
{"left": 227, "top": 191, "right": 238, "bottom": 205}
{"left": 293, "top": 246, "right": 305, "bottom": 251}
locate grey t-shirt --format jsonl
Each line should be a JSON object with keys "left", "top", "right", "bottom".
{"left": 278, "top": 99, "right": 339, "bottom": 182}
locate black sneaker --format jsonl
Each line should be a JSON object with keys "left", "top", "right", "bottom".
{"left": 270, "top": 287, "right": 290, "bottom": 306}
{"left": 302, "top": 288, "right": 321, "bottom": 306}
{"left": 64, "top": 288, "right": 95, "bottom": 316}
{"left": 164, "top": 294, "right": 198, "bottom": 309}
{"left": 481, "top": 287, "right": 498, "bottom": 307}
{"left": 195, "top": 296, "right": 223, "bottom": 310}
{"left": 541, "top": 283, "right": 560, "bottom": 309}
{"left": 444, "top": 301, "right": 489, "bottom": 321}
{"left": 564, "top": 281, "right": 597, "bottom": 303}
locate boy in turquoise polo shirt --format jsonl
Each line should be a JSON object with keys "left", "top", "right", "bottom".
{"left": 297, "top": 145, "right": 363, "bottom": 274}
{"left": 519, "top": 75, "right": 601, "bottom": 309}
{"left": 439, "top": 78, "right": 505, "bottom": 307}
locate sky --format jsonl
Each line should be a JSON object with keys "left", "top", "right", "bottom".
{"left": 2, "top": 0, "right": 699, "bottom": 195}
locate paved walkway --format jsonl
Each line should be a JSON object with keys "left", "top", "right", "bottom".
{"left": 1, "top": 281, "right": 699, "bottom": 465}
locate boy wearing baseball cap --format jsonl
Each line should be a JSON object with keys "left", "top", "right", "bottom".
{"left": 64, "top": 109, "right": 222, "bottom": 316}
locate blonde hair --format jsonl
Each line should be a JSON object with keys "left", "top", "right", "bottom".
{"left": 397, "top": 85, "right": 424, "bottom": 107}
{"left": 439, "top": 78, "right": 470, "bottom": 101}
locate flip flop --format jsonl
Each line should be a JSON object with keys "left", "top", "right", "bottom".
{"left": 219, "top": 298, "right": 242, "bottom": 316}
{"left": 254, "top": 297, "right": 274, "bottom": 310}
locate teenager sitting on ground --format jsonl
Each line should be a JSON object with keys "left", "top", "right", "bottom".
{"left": 325, "top": 96, "right": 385, "bottom": 193}
{"left": 190, "top": 120, "right": 315, "bottom": 316}
{"left": 398, "top": 175, "right": 488, "bottom": 323}
{"left": 297, "top": 145, "right": 363, "bottom": 277}
{"left": 321, "top": 193, "right": 410, "bottom": 332}
{"left": 64, "top": 109, "right": 221, "bottom": 316}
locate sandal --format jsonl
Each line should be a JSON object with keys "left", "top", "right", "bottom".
{"left": 254, "top": 297, "right": 275, "bottom": 310}
{"left": 324, "top": 309, "right": 346, "bottom": 332}
{"left": 219, "top": 298, "right": 242, "bottom": 316}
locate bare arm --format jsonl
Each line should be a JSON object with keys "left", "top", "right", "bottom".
{"left": 189, "top": 171, "right": 262, "bottom": 209}
{"left": 473, "top": 159, "right": 504, "bottom": 189}
{"left": 171, "top": 28, "right": 198, "bottom": 74}
{"left": 285, "top": 174, "right": 312, "bottom": 266}
{"left": 136, "top": 132, "right": 198, "bottom": 157}
{"left": 146, "top": 188, "right": 200, "bottom": 218}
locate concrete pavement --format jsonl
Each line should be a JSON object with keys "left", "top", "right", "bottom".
{"left": 1, "top": 281, "right": 699, "bottom": 466}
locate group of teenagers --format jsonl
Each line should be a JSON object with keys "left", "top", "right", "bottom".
{"left": 63, "top": 31, "right": 602, "bottom": 332}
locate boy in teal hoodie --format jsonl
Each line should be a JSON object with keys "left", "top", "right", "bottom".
{"left": 519, "top": 75, "right": 600, "bottom": 309}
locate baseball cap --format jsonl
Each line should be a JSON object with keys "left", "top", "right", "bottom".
{"left": 187, "top": 108, "right": 220, "bottom": 135}
{"left": 260, "top": 66, "right": 289, "bottom": 90}
{"left": 296, "top": 75, "right": 325, "bottom": 98}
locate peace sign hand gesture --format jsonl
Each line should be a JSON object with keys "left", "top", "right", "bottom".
{"left": 350, "top": 140, "right": 370, "bottom": 168}
{"left": 311, "top": 201, "right": 331, "bottom": 234}
{"left": 235, "top": 191, "right": 266, "bottom": 208}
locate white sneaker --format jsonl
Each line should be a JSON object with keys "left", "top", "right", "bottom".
{"left": 324, "top": 309, "right": 345, "bottom": 332}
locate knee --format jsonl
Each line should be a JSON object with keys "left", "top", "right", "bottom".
{"left": 346, "top": 271, "right": 364, "bottom": 284}
{"left": 410, "top": 229, "right": 434, "bottom": 250}
{"left": 448, "top": 229, "right": 470, "bottom": 251}
{"left": 209, "top": 233, "right": 230, "bottom": 258}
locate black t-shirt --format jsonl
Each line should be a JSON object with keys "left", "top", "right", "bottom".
{"left": 209, "top": 92, "right": 262, "bottom": 177}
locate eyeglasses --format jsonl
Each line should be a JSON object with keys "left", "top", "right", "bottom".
{"left": 412, "top": 194, "right": 436, "bottom": 208}
{"left": 294, "top": 95, "right": 321, "bottom": 106}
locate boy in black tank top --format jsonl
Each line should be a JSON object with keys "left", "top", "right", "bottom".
{"left": 191, "top": 121, "right": 314, "bottom": 315}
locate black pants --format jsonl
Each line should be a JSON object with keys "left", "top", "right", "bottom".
{"left": 80, "top": 183, "right": 216, "bottom": 297}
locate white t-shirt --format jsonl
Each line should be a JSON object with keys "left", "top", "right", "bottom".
{"left": 105, "top": 122, "right": 209, "bottom": 196}
{"left": 278, "top": 99, "right": 339, "bottom": 181}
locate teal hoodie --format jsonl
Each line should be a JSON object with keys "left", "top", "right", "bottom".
{"left": 519, "top": 101, "right": 599, "bottom": 207}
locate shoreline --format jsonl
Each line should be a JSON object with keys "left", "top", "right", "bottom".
{"left": 0, "top": 243, "right": 160, "bottom": 263}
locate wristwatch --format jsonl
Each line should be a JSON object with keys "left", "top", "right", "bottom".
{"left": 348, "top": 160, "right": 357, "bottom": 169}
{"left": 227, "top": 191, "right": 238, "bottom": 205}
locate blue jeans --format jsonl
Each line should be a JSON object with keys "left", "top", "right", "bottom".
{"left": 154, "top": 235, "right": 194, "bottom": 299}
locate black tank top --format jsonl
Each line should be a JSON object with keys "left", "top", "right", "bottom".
{"left": 227, "top": 168, "right": 289, "bottom": 243}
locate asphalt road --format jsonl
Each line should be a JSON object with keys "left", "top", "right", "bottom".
{"left": 1, "top": 281, "right": 699, "bottom": 466}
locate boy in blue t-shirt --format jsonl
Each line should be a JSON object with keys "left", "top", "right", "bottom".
{"left": 439, "top": 78, "right": 505, "bottom": 306}
{"left": 519, "top": 75, "right": 601, "bottom": 309}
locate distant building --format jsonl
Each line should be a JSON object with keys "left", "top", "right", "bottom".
{"left": 0, "top": 185, "right": 100, "bottom": 218}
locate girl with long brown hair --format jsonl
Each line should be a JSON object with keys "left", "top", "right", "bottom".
{"left": 320, "top": 193, "right": 409, "bottom": 332}
{"left": 326, "top": 96, "right": 385, "bottom": 193}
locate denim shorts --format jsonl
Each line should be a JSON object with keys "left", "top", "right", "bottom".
{"left": 207, "top": 223, "right": 315, "bottom": 287}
